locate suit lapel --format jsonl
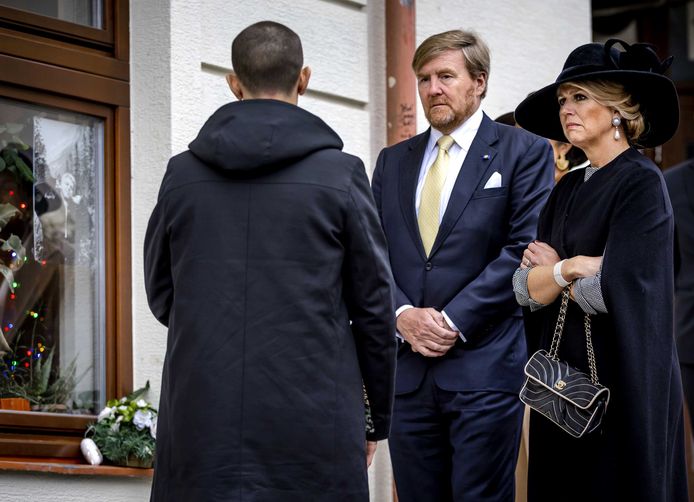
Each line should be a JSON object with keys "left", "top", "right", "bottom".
{"left": 429, "top": 114, "right": 499, "bottom": 256}
{"left": 399, "top": 131, "right": 430, "bottom": 260}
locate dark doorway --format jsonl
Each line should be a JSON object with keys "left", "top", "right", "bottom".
{"left": 593, "top": 0, "right": 694, "bottom": 168}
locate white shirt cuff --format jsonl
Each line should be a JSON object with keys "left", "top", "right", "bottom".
{"left": 394, "top": 305, "right": 414, "bottom": 341}
{"left": 442, "top": 310, "right": 466, "bottom": 342}
{"left": 395, "top": 304, "right": 414, "bottom": 317}
{"left": 395, "top": 306, "right": 466, "bottom": 343}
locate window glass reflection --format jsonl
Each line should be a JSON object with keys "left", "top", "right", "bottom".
{"left": 0, "top": 0, "right": 103, "bottom": 29}
{"left": 0, "top": 97, "right": 104, "bottom": 414}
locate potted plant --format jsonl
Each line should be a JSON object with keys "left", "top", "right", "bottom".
{"left": 85, "top": 382, "right": 157, "bottom": 468}
{"left": 0, "top": 395, "right": 30, "bottom": 411}
{"left": 0, "top": 337, "right": 79, "bottom": 412}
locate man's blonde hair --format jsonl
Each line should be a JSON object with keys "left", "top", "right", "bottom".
{"left": 412, "top": 29, "right": 490, "bottom": 98}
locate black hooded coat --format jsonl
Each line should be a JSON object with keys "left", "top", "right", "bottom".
{"left": 144, "top": 99, "right": 396, "bottom": 502}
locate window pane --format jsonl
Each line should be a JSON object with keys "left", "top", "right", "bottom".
{"left": 0, "top": 97, "right": 104, "bottom": 415}
{"left": 0, "top": 0, "right": 103, "bottom": 28}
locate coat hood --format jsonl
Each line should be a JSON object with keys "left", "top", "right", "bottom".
{"left": 189, "top": 99, "right": 344, "bottom": 172}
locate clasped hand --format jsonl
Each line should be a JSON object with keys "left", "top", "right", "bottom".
{"left": 520, "top": 241, "right": 602, "bottom": 279}
{"left": 519, "top": 241, "right": 603, "bottom": 305}
{"left": 520, "top": 241, "right": 560, "bottom": 269}
{"left": 396, "top": 307, "right": 459, "bottom": 357}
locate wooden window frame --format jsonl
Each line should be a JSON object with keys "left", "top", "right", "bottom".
{"left": 0, "top": 0, "right": 131, "bottom": 462}
{"left": 0, "top": 0, "right": 117, "bottom": 48}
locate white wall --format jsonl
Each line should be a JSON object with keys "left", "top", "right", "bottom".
{"left": 184, "top": 0, "right": 377, "bottom": 167}
{"left": 2, "top": 472, "right": 151, "bottom": 502}
{"left": 129, "top": 0, "right": 173, "bottom": 419}
{"left": 0, "top": 1, "right": 589, "bottom": 500}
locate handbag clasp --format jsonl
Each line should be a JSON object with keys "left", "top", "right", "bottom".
{"left": 554, "top": 380, "right": 567, "bottom": 390}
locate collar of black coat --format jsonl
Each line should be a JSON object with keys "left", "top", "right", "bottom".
{"left": 189, "top": 99, "right": 344, "bottom": 172}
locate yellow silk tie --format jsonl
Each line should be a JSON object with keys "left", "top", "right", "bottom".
{"left": 418, "top": 135, "right": 455, "bottom": 256}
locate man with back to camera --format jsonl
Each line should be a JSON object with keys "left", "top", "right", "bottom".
{"left": 372, "top": 29, "right": 554, "bottom": 501}
{"left": 144, "top": 21, "right": 396, "bottom": 502}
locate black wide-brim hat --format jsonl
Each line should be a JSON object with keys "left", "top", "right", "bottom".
{"left": 515, "top": 39, "right": 679, "bottom": 148}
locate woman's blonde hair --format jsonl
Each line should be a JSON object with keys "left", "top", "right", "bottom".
{"left": 560, "top": 80, "right": 645, "bottom": 144}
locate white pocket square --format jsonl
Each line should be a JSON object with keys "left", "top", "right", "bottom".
{"left": 483, "top": 171, "right": 502, "bottom": 189}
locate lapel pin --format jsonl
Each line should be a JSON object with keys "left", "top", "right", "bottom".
{"left": 482, "top": 154, "right": 490, "bottom": 160}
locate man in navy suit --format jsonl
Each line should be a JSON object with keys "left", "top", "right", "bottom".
{"left": 372, "top": 30, "right": 553, "bottom": 501}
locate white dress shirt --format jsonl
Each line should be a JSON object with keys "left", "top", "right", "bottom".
{"left": 415, "top": 107, "right": 484, "bottom": 220}
{"left": 396, "top": 107, "right": 485, "bottom": 341}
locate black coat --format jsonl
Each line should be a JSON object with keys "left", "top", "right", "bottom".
{"left": 524, "top": 148, "right": 687, "bottom": 502}
{"left": 144, "top": 99, "right": 396, "bottom": 502}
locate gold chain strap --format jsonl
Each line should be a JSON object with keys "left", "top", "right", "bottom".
{"left": 548, "top": 288, "right": 570, "bottom": 359}
{"left": 547, "top": 286, "right": 600, "bottom": 385}
{"left": 584, "top": 312, "right": 598, "bottom": 384}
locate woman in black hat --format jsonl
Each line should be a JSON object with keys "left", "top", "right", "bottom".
{"left": 513, "top": 39, "right": 687, "bottom": 501}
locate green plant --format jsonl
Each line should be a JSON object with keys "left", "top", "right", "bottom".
{"left": 85, "top": 382, "right": 157, "bottom": 467}
{"left": 0, "top": 123, "right": 34, "bottom": 183}
{"left": 0, "top": 337, "right": 79, "bottom": 409}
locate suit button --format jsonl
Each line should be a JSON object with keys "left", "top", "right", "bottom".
{"left": 425, "top": 262, "right": 433, "bottom": 271}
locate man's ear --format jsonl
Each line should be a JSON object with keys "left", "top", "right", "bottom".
{"left": 475, "top": 72, "right": 488, "bottom": 97}
{"left": 227, "top": 73, "right": 244, "bottom": 100}
{"left": 297, "top": 66, "right": 311, "bottom": 96}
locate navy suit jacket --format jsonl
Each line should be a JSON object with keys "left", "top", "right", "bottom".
{"left": 372, "top": 113, "right": 554, "bottom": 394}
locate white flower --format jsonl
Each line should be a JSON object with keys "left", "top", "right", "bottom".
{"left": 118, "top": 405, "right": 128, "bottom": 412}
{"left": 133, "top": 409, "right": 153, "bottom": 431}
{"left": 97, "top": 406, "right": 113, "bottom": 422}
{"left": 136, "top": 399, "right": 148, "bottom": 408}
{"left": 149, "top": 416, "right": 157, "bottom": 439}
{"left": 110, "top": 421, "right": 120, "bottom": 433}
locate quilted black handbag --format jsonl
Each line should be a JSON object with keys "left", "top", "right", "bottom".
{"left": 520, "top": 288, "right": 610, "bottom": 438}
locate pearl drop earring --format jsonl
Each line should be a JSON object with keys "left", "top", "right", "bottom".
{"left": 612, "top": 116, "right": 622, "bottom": 141}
